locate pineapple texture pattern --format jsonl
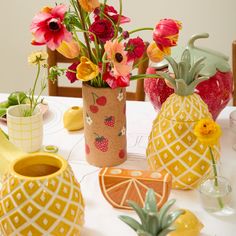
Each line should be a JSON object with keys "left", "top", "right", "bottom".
{"left": 147, "top": 94, "right": 220, "bottom": 190}
{"left": 0, "top": 166, "right": 84, "bottom": 236}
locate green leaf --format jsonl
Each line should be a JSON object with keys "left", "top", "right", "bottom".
{"left": 188, "top": 57, "right": 205, "bottom": 82}
{"left": 156, "top": 72, "right": 176, "bottom": 89}
{"left": 165, "top": 55, "right": 179, "bottom": 78}
{"left": 144, "top": 189, "right": 157, "bottom": 213}
{"left": 162, "top": 209, "right": 185, "bottom": 228}
{"left": 181, "top": 49, "right": 191, "bottom": 65}
{"left": 137, "top": 229, "right": 153, "bottom": 236}
{"left": 128, "top": 201, "right": 147, "bottom": 228}
{"left": 0, "top": 108, "right": 6, "bottom": 118}
{"left": 158, "top": 227, "right": 175, "bottom": 236}
{"left": 146, "top": 212, "right": 159, "bottom": 235}
{"left": 159, "top": 199, "right": 176, "bottom": 228}
{"left": 119, "top": 215, "right": 142, "bottom": 232}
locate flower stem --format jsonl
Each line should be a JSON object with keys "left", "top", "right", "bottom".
{"left": 209, "top": 146, "right": 224, "bottom": 209}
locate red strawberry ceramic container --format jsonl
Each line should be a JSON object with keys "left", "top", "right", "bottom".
{"left": 144, "top": 33, "right": 233, "bottom": 120}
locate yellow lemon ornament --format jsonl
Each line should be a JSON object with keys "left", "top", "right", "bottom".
{"left": 63, "top": 106, "right": 84, "bottom": 131}
{"left": 168, "top": 209, "right": 204, "bottom": 236}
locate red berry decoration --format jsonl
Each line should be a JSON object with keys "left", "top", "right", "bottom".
{"left": 85, "top": 144, "right": 90, "bottom": 154}
{"left": 90, "top": 105, "right": 99, "bottom": 113}
{"left": 94, "top": 136, "right": 109, "bottom": 152}
{"left": 96, "top": 96, "right": 107, "bottom": 106}
{"left": 119, "top": 149, "right": 125, "bottom": 159}
{"left": 104, "top": 116, "right": 115, "bottom": 127}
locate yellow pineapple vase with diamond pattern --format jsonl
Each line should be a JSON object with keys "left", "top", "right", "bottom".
{"left": 146, "top": 48, "right": 220, "bottom": 190}
{"left": 0, "top": 153, "right": 84, "bottom": 236}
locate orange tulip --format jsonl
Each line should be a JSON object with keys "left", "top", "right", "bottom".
{"left": 76, "top": 56, "right": 99, "bottom": 81}
{"left": 57, "top": 39, "right": 80, "bottom": 59}
{"left": 147, "top": 41, "right": 171, "bottom": 63}
{"left": 78, "top": 0, "right": 100, "bottom": 12}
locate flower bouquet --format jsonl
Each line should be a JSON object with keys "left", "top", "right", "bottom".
{"left": 30, "top": 0, "right": 181, "bottom": 166}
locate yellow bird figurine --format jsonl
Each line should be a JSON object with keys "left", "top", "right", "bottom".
{"left": 168, "top": 209, "right": 204, "bottom": 236}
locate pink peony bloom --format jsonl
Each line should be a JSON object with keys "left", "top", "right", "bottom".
{"left": 30, "top": 5, "right": 72, "bottom": 50}
{"left": 104, "top": 40, "right": 132, "bottom": 76}
{"left": 94, "top": 5, "right": 130, "bottom": 24}
{"left": 66, "top": 62, "right": 79, "bottom": 83}
{"left": 89, "top": 19, "right": 114, "bottom": 43}
{"left": 153, "top": 19, "right": 182, "bottom": 51}
{"left": 103, "top": 70, "right": 130, "bottom": 89}
{"left": 125, "top": 37, "right": 145, "bottom": 61}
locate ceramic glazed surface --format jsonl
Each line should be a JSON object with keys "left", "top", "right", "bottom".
{"left": 0, "top": 153, "right": 84, "bottom": 236}
{"left": 147, "top": 94, "right": 220, "bottom": 190}
{"left": 82, "top": 83, "right": 127, "bottom": 167}
{"left": 7, "top": 104, "right": 43, "bottom": 153}
{"left": 99, "top": 167, "right": 172, "bottom": 210}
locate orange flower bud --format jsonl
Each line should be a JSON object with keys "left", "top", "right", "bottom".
{"left": 76, "top": 56, "right": 99, "bottom": 81}
{"left": 78, "top": 0, "right": 100, "bottom": 12}
{"left": 57, "top": 39, "right": 80, "bottom": 59}
{"left": 147, "top": 41, "right": 171, "bottom": 63}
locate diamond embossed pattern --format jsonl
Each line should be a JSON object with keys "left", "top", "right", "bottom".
{"left": 0, "top": 166, "right": 84, "bottom": 236}
{"left": 147, "top": 94, "right": 220, "bottom": 190}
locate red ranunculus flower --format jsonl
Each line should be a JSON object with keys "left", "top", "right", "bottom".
{"left": 125, "top": 37, "right": 145, "bottom": 61}
{"left": 153, "top": 19, "right": 182, "bottom": 51}
{"left": 66, "top": 62, "right": 79, "bottom": 83}
{"left": 30, "top": 5, "right": 72, "bottom": 50}
{"left": 94, "top": 5, "right": 130, "bottom": 24}
{"left": 103, "top": 69, "right": 130, "bottom": 89}
{"left": 89, "top": 19, "right": 114, "bottom": 43}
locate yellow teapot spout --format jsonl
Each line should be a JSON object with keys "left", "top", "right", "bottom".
{"left": 0, "top": 128, "right": 25, "bottom": 176}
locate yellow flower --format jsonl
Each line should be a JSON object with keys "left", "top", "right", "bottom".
{"left": 57, "top": 39, "right": 80, "bottom": 59}
{"left": 147, "top": 41, "right": 171, "bottom": 63}
{"left": 28, "top": 51, "right": 48, "bottom": 65}
{"left": 78, "top": 0, "right": 100, "bottom": 12}
{"left": 194, "top": 118, "right": 222, "bottom": 146}
{"left": 76, "top": 56, "right": 99, "bottom": 81}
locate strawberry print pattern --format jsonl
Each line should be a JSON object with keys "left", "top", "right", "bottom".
{"left": 104, "top": 116, "right": 115, "bottom": 127}
{"left": 94, "top": 135, "right": 109, "bottom": 152}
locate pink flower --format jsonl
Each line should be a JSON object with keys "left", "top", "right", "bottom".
{"left": 66, "top": 62, "right": 79, "bottom": 83}
{"left": 153, "top": 19, "right": 182, "bottom": 51}
{"left": 125, "top": 37, "right": 145, "bottom": 61}
{"left": 89, "top": 19, "right": 114, "bottom": 43}
{"left": 94, "top": 5, "right": 130, "bottom": 24}
{"left": 104, "top": 40, "right": 132, "bottom": 76}
{"left": 103, "top": 70, "right": 130, "bottom": 89}
{"left": 30, "top": 5, "right": 72, "bottom": 50}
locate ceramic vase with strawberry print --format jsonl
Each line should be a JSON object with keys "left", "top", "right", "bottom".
{"left": 82, "top": 83, "right": 127, "bottom": 167}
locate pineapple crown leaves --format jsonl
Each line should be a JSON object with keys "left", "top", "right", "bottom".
{"left": 119, "top": 189, "right": 185, "bottom": 236}
{"left": 157, "top": 49, "right": 209, "bottom": 96}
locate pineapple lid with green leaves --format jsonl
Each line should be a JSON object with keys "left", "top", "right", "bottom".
{"left": 157, "top": 48, "right": 212, "bottom": 122}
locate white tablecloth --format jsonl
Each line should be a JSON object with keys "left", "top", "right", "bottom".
{"left": 1, "top": 94, "right": 236, "bottom": 236}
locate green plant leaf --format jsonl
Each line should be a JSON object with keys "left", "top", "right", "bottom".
{"left": 188, "top": 57, "right": 205, "bottom": 81}
{"left": 0, "top": 108, "right": 7, "bottom": 118}
{"left": 128, "top": 201, "right": 147, "bottom": 228}
{"left": 146, "top": 212, "right": 159, "bottom": 235}
{"left": 119, "top": 215, "right": 142, "bottom": 232}
{"left": 162, "top": 209, "right": 185, "bottom": 229}
{"left": 181, "top": 49, "right": 191, "bottom": 65}
{"left": 165, "top": 55, "right": 179, "bottom": 79}
{"left": 137, "top": 229, "right": 153, "bottom": 236}
{"left": 156, "top": 72, "right": 176, "bottom": 89}
{"left": 144, "top": 189, "right": 157, "bottom": 213}
{"left": 158, "top": 227, "right": 175, "bottom": 236}
{"left": 159, "top": 199, "right": 176, "bottom": 228}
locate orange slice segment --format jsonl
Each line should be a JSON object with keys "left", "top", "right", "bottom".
{"left": 99, "top": 167, "right": 172, "bottom": 210}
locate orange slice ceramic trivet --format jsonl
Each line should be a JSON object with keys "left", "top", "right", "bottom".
{"left": 99, "top": 167, "right": 172, "bottom": 210}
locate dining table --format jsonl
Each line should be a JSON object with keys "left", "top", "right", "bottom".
{"left": 0, "top": 93, "right": 236, "bottom": 236}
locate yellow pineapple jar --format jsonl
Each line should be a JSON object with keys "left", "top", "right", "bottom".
{"left": 0, "top": 153, "right": 84, "bottom": 236}
{"left": 146, "top": 49, "right": 220, "bottom": 190}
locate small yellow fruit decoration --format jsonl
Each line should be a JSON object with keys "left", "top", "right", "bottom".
{"left": 146, "top": 49, "right": 220, "bottom": 190}
{"left": 63, "top": 106, "right": 84, "bottom": 131}
{"left": 0, "top": 153, "right": 84, "bottom": 236}
{"left": 168, "top": 209, "right": 204, "bottom": 236}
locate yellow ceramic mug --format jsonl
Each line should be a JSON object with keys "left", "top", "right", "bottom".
{"left": 0, "top": 153, "right": 84, "bottom": 236}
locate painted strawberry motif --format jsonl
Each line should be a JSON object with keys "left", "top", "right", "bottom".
{"left": 90, "top": 105, "right": 99, "bottom": 113}
{"left": 94, "top": 135, "right": 109, "bottom": 152}
{"left": 104, "top": 116, "right": 115, "bottom": 127}
{"left": 119, "top": 149, "right": 125, "bottom": 159}
{"left": 96, "top": 96, "right": 107, "bottom": 106}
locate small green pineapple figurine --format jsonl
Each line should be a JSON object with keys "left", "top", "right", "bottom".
{"left": 119, "top": 189, "right": 184, "bottom": 236}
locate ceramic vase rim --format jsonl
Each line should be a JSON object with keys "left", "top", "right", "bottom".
{"left": 7, "top": 104, "right": 41, "bottom": 119}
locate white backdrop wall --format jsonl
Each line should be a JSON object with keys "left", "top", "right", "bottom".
{"left": 0, "top": 0, "right": 235, "bottom": 93}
